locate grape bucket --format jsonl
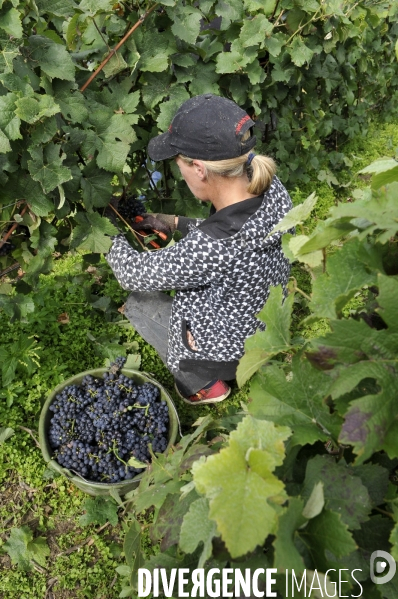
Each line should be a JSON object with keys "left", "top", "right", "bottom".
{"left": 39, "top": 369, "right": 179, "bottom": 497}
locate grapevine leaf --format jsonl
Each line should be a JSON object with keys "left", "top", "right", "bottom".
{"left": 15, "top": 94, "right": 60, "bottom": 125}
{"left": 134, "top": 480, "right": 184, "bottom": 512}
{"left": 53, "top": 84, "right": 89, "bottom": 123}
{"left": 156, "top": 87, "right": 190, "bottom": 132}
{"left": 300, "top": 510, "right": 357, "bottom": 571}
{"left": 71, "top": 212, "right": 118, "bottom": 253}
{"left": 289, "top": 36, "right": 314, "bottom": 66}
{"left": 150, "top": 490, "right": 200, "bottom": 551}
{"left": 264, "top": 33, "right": 286, "bottom": 57}
{"left": 248, "top": 352, "right": 340, "bottom": 446}
{"left": 302, "top": 455, "right": 372, "bottom": 529}
{"left": 309, "top": 275, "right": 398, "bottom": 462}
{"left": 78, "top": 0, "right": 113, "bottom": 15}
{"left": 325, "top": 183, "right": 398, "bottom": 243}
{"left": 3, "top": 526, "right": 49, "bottom": 571}
{"left": 81, "top": 162, "right": 113, "bottom": 210}
{"left": 179, "top": 498, "right": 217, "bottom": 568}
{"left": 240, "top": 14, "right": 273, "bottom": 47}
{"left": 267, "top": 192, "right": 317, "bottom": 237}
{"left": 102, "top": 52, "right": 128, "bottom": 78}
{"left": 141, "top": 72, "right": 173, "bottom": 109}
{"left": 28, "top": 36, "right": 75, "bottom": 81}
{"left": 3, "top": 173, "right": 54, "bottom": 216}
{"left": 124, "top": 518, "right": 141, "bottom": 570}
{"left": 348, "top": 463, "right": 389, "bottom": 508}
{"left": 273, "top": 497, "right": 306, "bottom": 572}
{"left": 302, "top": 481, "right": 324, "bottom": 519}
{"left": 0, "top": 42, "right": 19, "bottom": 73}
{"left": 309, "top": 238, "right": 378, "bottom": 320}
{"left": 192, "top": 416, "right": 290, "bottom": 558}
{"left": 36, "top": 0, "right": 78, "bottom": 18}
{"left": 27, "top": 536, "right": 50, "bottom": 567}
{"left": 28, "top": 144, "right": 72, "bottom": 193}
{"left": 0, "top": 426, "right": 14, "bottom": 444}
{"left": 0, "top": 92, "right": 21, "bottom": 140}
{"left": 237, "top": 285, "right": 294, "bottom": 387}
{"left": 79, "top": 497, "right": 119, "bottom": 526}
{"left": 171, "top": 6, "right": 202, "bottom": 45}
{"left": 0, "top": 129, "right": 11, "bottom": 152}
{"left": 0, "top": 7, "right": 22, "bottom": 38}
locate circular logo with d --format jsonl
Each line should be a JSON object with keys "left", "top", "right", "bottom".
{"left": 370, "top": 551, "right": 396, "bottom": 585}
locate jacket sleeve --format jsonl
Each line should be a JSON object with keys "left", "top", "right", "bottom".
{"left": 105, "top": 231, "right": 233, "bottom": 292}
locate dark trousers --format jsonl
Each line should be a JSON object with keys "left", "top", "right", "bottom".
{"left": 124, "top": 292, "right": 214, "bottom": 396}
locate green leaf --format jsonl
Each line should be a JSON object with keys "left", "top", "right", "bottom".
{"left": 273, "top": 497, "right": 306, "bottom": 572}
{"left": 171, "top": 6, "right": 202, "bottom": 45}
{"left": 267, "top": 192, "right": 317, "bottom": 238}
{"left": 79, "top": 496, "right": 119, "bottom": 526}
{"left": 302, "top": 455, "right": 372, "bottom": 529}
{"left": 289, "top": 36, "right": 314, "bottom": 66}
{"left": 3, "top": 526, "right": 49, "bottom": 571}
{"left": 102, "top": 51, "right": 128, "bottom": 78}
{"left": 0, "top": 42, "right": 19, "bottom": 74}
{"left": 78, "top": 0, "right": 113, "bottom": 15}
{"left": 302, "top": 481, "right": 324, "bottom": 519}
{"left": 36, "top": 0, "right": 78, "bottom": 18}
{"left": 81, "top": 162, "right": 113, "bottom": 211}
{"left": 0, "top": 92, "right": 21, "bottom": 140}
{"left": 127, "top": 456, "right": 148, "bottom": 469}
{"left": 28, "top": 144, "right": 72, "bottom": 193}
{"left": 150, "top": 490, "right": 200, "bottom": 551}
{"left": 0, "top": 7, "right": 22, "bottom": 38}
{"left": 0, "top": 129, "right": 11, "bottom": 153}
{"left": 28, "top": 36, "right": 75, "bottom": 81}
{"left": 71, "top": 212, "right": 118, "bottom": 253}
{"left": 15, "top": 94, "right": 60, "bottom": 125}
{"left": 237, "top": 285, "right": 294, "bottom": 387}
{"left": 300, "top": 510, "right": 357, "bottom": 572}
{"left": 179, "top": 498, "right": 217, "bottom": 568}
{"left": 124, "top": 518, "right": 141, "bottom": 570}
{"left": 310, "top": 238, "right": 378, "bottom": 320}
{"left": 248, "top": 352, "right": 339, "bottom": 446}
{"left": 240, "top": 14, "right": 273, "bottom": 47}
{"left": 133, "top": 479, "right": 183, "bottom": 512}
{"left": 141, "top": 72, "right": 173, "bottom": 109}
{"left": 3, "top": 173, "right": 54, "bottom": 216}
{"left": 124, "top": 353, "right": 141, "bottom": 370}
{"left": 156, "top": 86, "right": 190, "bottom": 132}
{"left": 308, "top": 276, "right": 398, "bottom": 462}
{"left": 0, "top": 426, "right": 14, "bottom": 444}
{"left": 264, "top": 33, "right": 286, "bottom": 57}
{"left": 326, "top": 183, "right": 398, "bottom": 244}
{"left": 192, "top": 416, "right": 290, "bottom": 558}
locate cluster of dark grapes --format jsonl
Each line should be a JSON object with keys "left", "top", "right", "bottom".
{"left": 118, "top": 195, "right": 146, "bottom": 221}
{"left": 48, "top": 357, "right": 169, "bottom": 484}
{"left": 0, "top": 241, "right": 15, "bottom": 257}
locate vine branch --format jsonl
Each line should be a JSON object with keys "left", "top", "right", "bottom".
{"left": 80, "top": 3, "right": 159, "bottom": 93}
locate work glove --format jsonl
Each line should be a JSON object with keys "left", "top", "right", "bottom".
{"left": 129, "top": 213, "right": 176, "bottom": 235}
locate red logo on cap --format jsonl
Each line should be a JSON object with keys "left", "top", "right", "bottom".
{"left": 235, "top": 115, "right": 250, "bottom": 132}
{"left": 168, "top": 124, "right": 173, "bottom": 132}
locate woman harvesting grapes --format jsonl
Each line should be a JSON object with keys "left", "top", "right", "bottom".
{"left": 106, "top": 94, "right": 293, "bottom": 405}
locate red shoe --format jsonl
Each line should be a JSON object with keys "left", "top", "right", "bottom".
{"left": 175, "top": 379, "right": 231, "bottom": 405}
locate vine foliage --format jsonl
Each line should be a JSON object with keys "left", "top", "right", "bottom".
{"left": 0, "top": 0, "right": 398, "bottom": 293}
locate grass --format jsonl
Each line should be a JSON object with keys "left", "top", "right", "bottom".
{"left": 1, "top": 116, "right": 397, "bottom": 597}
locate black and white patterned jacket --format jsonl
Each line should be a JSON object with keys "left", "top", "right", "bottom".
{"left": 106, "top": 176, "right": 292, "bottom": 378}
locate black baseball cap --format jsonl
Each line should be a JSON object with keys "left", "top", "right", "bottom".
{"left": 148, "top": 94, "right": 256, "bottom": 161}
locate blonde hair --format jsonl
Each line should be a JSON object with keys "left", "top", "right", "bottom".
{"left": 179, "top": 132, "right": 276, "bottom": 195}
